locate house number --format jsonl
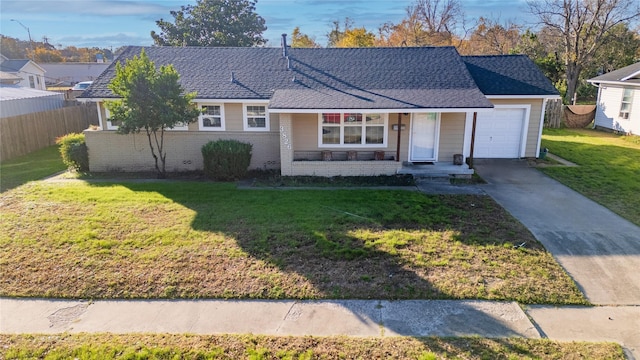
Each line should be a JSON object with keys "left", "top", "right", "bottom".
{"left": 280, "top": 125, "right": 291, "bottom": 150}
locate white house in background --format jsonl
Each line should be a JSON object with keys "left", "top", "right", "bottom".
{"left": 0, "top": 57, "right": 47, "bottom": 91}
{"left": 588, "top": 62, "right": 640, "bottom": 135}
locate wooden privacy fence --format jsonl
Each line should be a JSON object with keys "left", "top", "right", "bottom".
{"left": 0, "top": 103, "right": 98, "bottom": 162}
{"left": 545, "top": 99, "right": 563, "bottom": 128}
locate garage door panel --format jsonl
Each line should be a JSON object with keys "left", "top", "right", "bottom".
{"left": 475, "top": 108, "right": 526, "bottom": 158}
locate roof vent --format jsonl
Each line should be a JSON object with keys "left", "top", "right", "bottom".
{"left": 281, "top": 33, "right": 288, "bottom": 57}
{"left": 230, "top": 71, "right": 235, "bottom": 83}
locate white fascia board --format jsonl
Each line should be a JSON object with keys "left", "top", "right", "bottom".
{"left": 586, "top": 79, "right": 640, "bottom": 88}
{"left": 268, "top": 107, "right": 494, "bottom": 114}
{"left": 621, "top": 70, "right": 640, "bottom": 81}
{"left": 486, "top": 95, "right": 561, "bottom": 100}
{"left": 193, "top": 98, "right": 269, "bottom": 104}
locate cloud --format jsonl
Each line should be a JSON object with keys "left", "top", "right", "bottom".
{"left": 55, "top": 32, "right": 154, "bottom": 48}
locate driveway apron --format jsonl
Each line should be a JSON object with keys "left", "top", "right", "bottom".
{"left": 474, "top": 159, "right": 640, "bottom": 306}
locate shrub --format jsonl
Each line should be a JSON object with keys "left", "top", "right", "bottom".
{"left": 56, "top": 133, "right": 89, "bottom": 171}
{"left": 201, "top": 139, "right": 252, "bottom": 180}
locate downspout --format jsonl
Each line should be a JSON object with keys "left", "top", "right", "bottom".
{"left": 396, "top": 113, "right": 402, "bottom": 162}
{"left": 535, "top": 98, "right": 549, "bottom": 157}
{"left": 469, "top": 112, "right": 477, "bottom": 169}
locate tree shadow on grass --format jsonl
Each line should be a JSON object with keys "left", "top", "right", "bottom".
{"left": 83, "top": 181, "right": 550, "bottom": 339}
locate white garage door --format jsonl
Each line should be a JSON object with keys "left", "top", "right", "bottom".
{"left": 475, "top": 108, "right": 526, "bottom": 158}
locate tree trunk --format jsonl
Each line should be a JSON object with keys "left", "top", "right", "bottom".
{"left": 565, "top": 62, "right": 581, "bottom": 105}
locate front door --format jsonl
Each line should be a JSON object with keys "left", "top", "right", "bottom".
{"left": 410, "top": 113, "right": 439, "bottom": 161}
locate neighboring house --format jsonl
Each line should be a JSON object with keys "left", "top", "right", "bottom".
{"left": 40, "top": 62, "right": 110, "bottom": 87}
{"left": 78, "top": 43, "right": 559, "bottom": 177}
{"left": 0, "top": 85, "right": 65, "bottom": 118}
{"left": 0, "top": 58, "right": 46, "bottom": 91}
{"left": 588, "top": 62, "right": 640, "bottom": 135}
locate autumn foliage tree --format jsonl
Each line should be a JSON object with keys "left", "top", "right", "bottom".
{"left": 106, "top": 50, "right": 201, "bottom": 178}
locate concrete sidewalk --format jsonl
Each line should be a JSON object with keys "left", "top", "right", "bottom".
{"left": 474, "top": 159, "right": 640, "bottom": 306}
{"left": 0, "top": 298, "right": 538, "bottom": 338}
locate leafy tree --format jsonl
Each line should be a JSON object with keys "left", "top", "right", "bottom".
{"left": 151, "top": 0, "right": 267, "bottom": 47}
{"left": 528, "top": 0, "right": 640, "bottom": 104}
{"left": 291, "top": 27, "right": 320, "bottom": 48}
{"left": 377, "top": 5, "right": 430, "bottom": 47}
{"left": 327, "top": 18, "right": 375, "bottom": 48}
{"left": 335, "top": 28, "right": 376, "bottom": 48}
{"left": 327, "top": 18, "right": 354, "bottom": 47}
{"left": 106, "top": 50, "right": 200, "bottom": 178}
{"left": 376, "top": 0, "right": 467, "bottom": 47}
{"left": 33, "top": 48, "right": 63, "bottom": 63}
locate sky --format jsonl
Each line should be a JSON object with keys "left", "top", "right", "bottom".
{"left": 0, "top": 0, "right": 535, "bottom": 50}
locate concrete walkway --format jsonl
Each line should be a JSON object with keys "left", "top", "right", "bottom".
{"left": 1, "top": 298, "right": 538, "bottom": 338}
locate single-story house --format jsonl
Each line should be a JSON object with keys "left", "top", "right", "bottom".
{"left": 587, "top": 62, "right": 640, "bottom": 135}
{"left": 0, "top": 56, "right": 47, "bottom": 91}
{"left": 79, "top": 42, "right": 559, "bottom": 177}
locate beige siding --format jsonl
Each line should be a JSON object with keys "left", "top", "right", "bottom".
{"left": 489, "top": 98, "right": 544, "bottom": 157}
{"left": 87, "top": 101, "right": 280, "bottom": 173}
{"left": 437, "top": 112, "right": 465, "bottom": 162}
{"left": 86, "top": 130, "right": 280, "bottom": 172}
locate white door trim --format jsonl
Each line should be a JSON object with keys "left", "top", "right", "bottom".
{"left": 408, "top": 112, "right": 441, "bottom": 162}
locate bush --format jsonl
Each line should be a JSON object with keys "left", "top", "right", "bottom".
{"left": 201, "top": 139, "right": 252, "bottom": 180}
{"left": 56, "top": 133, "right": 89, "bottom": 171}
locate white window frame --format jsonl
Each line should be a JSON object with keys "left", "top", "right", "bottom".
{"left": 619, "top": 88, "right": 633, "bottom": 120}
{"left": 103, "top": 107, "right": 120, "bottom": 131}
{"left": 243, "top": 104, "right": 269, "bottom": 131}
{"left": 198, "top": 103, "right": 225, "bottom": 131}
{"left": 317, "top": 112, "right": 388, "bottom": 148}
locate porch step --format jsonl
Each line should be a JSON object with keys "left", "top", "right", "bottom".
{"left": 398, "top": 162, "right": 474, "bottom": 179}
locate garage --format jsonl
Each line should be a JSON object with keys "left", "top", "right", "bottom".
{"left": 474, "top": 107, "right": 528, "bottom": 158}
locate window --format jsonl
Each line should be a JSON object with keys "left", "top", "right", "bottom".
{"left": 244, "top": 104, "right": 269, "bottom": 131}
{"left": 619, "top": 88, "right": 633, "bottom": 119}
{"left": 198, "top": 104, "right": 225, "bottom": 131}
{"left": 104, "top": 107, "right": 121, "bottom": 130}
{"left": 28, "top": 76, "right": 35, "bottom": 88}
{"left": 319, "top": 112, "right": 387, "bottom": 147}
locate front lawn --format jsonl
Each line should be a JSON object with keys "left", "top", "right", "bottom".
{"left": 0, "top": 180, "right": 584, "bottom": 304}
{"left": 541, "top": 128, "right": 640, "bottom": 226}
{"left": 0, "top": 334, "right": 625, "bottom": 360}
{"left": 0, "top": 145, "right": 66, "bottom": 193}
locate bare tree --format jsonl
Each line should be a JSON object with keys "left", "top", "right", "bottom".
{"left": 528, "top": 0, "right": 640, "bottom": 104}
{"left": 415, "top": 0, "right": 464, "bottom": 45}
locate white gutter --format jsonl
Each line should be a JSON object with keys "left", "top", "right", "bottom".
{"left": 268, "top": 107, "right": 494, "bottom": 114}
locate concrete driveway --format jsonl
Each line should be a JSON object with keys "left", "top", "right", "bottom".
{"left": 474, "top": 159, "right": 640, "bottom": 306}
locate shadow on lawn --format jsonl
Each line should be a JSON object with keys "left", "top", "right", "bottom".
{"left": 87, "top": 181, "right": 537, "bottom": 339}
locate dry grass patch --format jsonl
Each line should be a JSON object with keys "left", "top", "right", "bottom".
{"left": 0, "top": 181, "right": 584, "bottom": 304}
{"left": 0, "top": 333, "right": 625, "bottom": 359}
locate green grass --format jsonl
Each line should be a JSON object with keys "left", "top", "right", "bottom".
{"left": 0, "top": 145, "right": 66, "bottom": 193}
{"left": 0, "top": 334, "right": 625, "bottom": 359}
{"left": 541, "top": 128, "right": 640, "bottom": 226}
{"left": 0, "top": 180, "right": 585, "bottom": 304}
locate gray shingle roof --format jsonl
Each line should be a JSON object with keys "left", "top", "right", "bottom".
{"left": 463, "top": 55, "right": 559, "bottom": 96}
{"left": 588, "top": 62, "right": 640, "bottom": 86}
{"left": 83, "top": 46, "right": 556, "bottom": 109}
{"left": 0, "top": 59, "right": 30, "bottom": 72}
